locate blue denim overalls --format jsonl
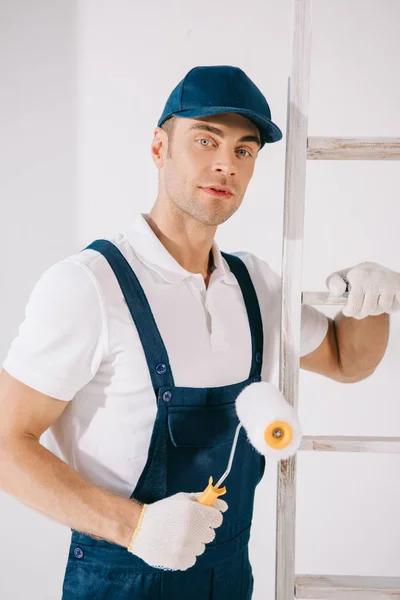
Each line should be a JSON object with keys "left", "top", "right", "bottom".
{"left": 61, "top": 239, "right": 266, "bottom": 600}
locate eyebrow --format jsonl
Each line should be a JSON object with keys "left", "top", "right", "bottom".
{"left": 187, "top": 123, "right": 261, "bottom": 148}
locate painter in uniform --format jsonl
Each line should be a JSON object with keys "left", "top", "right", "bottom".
{"left": 60, "top": 66, "right": 290, "bottom": 599}
{"left": 5, "top": 65, "right": 391, "bottom": 598}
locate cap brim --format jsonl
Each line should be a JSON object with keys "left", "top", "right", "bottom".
{"left": 160, "top": 106, "right": 283, "bottom": 146}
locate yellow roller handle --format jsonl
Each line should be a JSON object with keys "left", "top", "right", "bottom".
{"left": 198, "top": 476, "right": 226, "bottom": 506}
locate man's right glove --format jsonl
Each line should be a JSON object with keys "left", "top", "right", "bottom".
{"left": 128, "top": 491, "right": 228, "bottom": 571}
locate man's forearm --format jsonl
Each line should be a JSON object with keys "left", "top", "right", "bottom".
{"left": 334, "top": 311, "right": 390, "bottom": 379}
{"left": 0, "top": 435, "right": 142, "bottom": 548}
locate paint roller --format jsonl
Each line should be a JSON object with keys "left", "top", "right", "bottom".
{"left": 198, "top": 381, "right": 302, "bottom": 506}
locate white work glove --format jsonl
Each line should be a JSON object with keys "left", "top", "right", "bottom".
{"left": 326, "top": 261, "right": 400, "bottom": 319}
{"left": 128, "top": 491, "right": 228, "bottom": 571}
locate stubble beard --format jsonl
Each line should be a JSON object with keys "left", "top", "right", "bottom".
{"left": 170, "top": 186, "right": 240, "bottom": 227}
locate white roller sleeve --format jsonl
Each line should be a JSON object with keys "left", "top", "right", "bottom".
{"left": 235, "top": 381, "right": 302, "bottom": 460}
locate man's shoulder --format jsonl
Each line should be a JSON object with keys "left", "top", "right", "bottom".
{"left": 226, "top": 250, "right": 281, "bottom": 292}
{"left": 32, "top": 231, "right": 131, "bottom": 300}
{"left": 65, "top": 231, "right": 130, "bottom": 270}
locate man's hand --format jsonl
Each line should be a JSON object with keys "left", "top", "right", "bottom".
{"left": 326, "top": 262, "right": 400, "bottom": 320}
{"left": 128, "top": 492, "right": 228, "bottom": 571}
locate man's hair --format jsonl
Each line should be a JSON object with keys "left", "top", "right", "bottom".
{"left": 160, "top": 116, "right": 178, "bottom": 158}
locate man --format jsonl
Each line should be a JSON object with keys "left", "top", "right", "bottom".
{"left": 0, "top": 65, "right": 395, "bottom": 599}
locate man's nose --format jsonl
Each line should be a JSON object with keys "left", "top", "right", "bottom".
{"left": 211, "top": 155, "right": 236, "bottom": 176}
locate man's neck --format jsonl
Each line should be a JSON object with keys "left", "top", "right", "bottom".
{"left": 144, "top": 211, "right": 216, "bottom": 281}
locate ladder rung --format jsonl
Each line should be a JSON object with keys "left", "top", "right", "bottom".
{"left": 296, "top": 575, "right": 400, "bottom": 599}
{"left": 300, "top": 436, "right": 400, "bottom": 453}
{"left": 307, "top": 137, "right": 400, "bottom": 160}
{"left": 302, "top": 292, "right": 348, "bottom": 306}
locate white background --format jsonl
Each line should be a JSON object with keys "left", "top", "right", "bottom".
{"left": 1, "top": 0, "right": 399, "bottom": 598}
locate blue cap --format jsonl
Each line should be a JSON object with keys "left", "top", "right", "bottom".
{"left": 157, "top": 65, "right": 283, "bottom": 149}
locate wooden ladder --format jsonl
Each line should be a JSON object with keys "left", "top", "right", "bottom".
{"left": 277, "top": 1, "right": 400, "bottom": 599}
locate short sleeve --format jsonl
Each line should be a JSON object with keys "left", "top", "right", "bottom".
{"left": 300, "top": 304, "right": 329, "bottom": 357}
{"left": 232, "top": 250, "right": 328, "bottom": 358}
{"left": 2, "top": 259, "right": 107, "bottom": 401}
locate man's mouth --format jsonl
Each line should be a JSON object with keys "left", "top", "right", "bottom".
{"left": 201, "top": 187, "right": 233, "bottom": 198}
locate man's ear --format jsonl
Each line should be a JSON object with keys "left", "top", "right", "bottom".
{"left": 151, "top": 128, "right": 166, "bottom": 167}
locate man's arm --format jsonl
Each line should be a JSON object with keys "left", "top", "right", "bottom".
{"left": 300, "top": 312, "right": 390, "bottom": 383}
{"left": 0, "top": 369, "right": 141, "bottom": 548}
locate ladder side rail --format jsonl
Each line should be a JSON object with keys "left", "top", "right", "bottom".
{"left": 276, "top": 0, "right": 313, "bottom": 598}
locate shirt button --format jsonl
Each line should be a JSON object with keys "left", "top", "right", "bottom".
{"left": 162, "top": 391, "right": 172, "bottom": 402}
{"left": 255, "top": 352, "right": 262, "bottom": 363}
{"left": 252, "top": 376, "right": 261, "bottom": 383}
{"left": 155, "top": 363, "right": 167, "bottom": 375}
{"left": 74, "top": 547, "right": 84, "bottom": 559}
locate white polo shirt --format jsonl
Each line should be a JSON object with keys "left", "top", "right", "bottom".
{"left": 3, "top": 214, "right": 328, "bottom": 497}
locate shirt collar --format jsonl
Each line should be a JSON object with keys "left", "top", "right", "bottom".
{"left": 124, "top": 213, "right": 238, "bottom": 286}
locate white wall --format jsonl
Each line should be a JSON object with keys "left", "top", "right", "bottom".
{"left": 1, "top": 0, "right": 399, "bottom": 598}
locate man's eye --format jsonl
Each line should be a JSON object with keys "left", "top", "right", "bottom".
{"left": 197, "top": 139, "right": 252, "bottom": 157}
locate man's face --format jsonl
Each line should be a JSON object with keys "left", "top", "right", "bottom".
{"left": 153, "top": 113, "right": 261, "bottom": 227}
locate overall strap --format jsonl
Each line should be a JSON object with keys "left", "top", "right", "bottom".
{"left": 221, "top": 252, "right": 264, "bottom": 379}
{"left": 83, "top": 240, "right": 175, "bottom": 391}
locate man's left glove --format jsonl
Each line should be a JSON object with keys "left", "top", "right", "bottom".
{"left": 326, "top": 261, "right": 400, "bottom": 320}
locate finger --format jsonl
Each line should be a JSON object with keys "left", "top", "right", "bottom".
{"left": 213, "top": 498, "right": 228, "bottom": 513}
{"left": 189, "top": 492, "right": 202, "bottom": 500}
{"left": 343, "top": 290, "right": 365, "bottom": 318}
{"left": 179, "top": 554, "right": 197, "bottom": 571}
{"left": 358, "top": 292, "right": 380, "bottom": 319}
{"left": 203, "top": 506, "right": 223, "bottom": 529}
{"left": 378, "top": 292, "right": 395, "bottom": 313}
{"left": 193, "top": 541, "right": 206, "bottom": 557}
{"left": 194, "top": 507, "right": 223, "bottom": 531}
{"left": 326, "top": 273, "right": 347, "bottom": 296}
{"left": 208, "top": 508, "right": 224, "bottom": 529}
{"left": 202, "top": 527, "right": 216, "bottom": 545}
{"left": 191, "top": 493, "right": 228, "bottom": 513}
{"left": 393, "top": 293, "right": 400, "bottom": 312}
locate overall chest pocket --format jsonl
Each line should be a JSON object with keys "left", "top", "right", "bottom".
{"left": 167, "top": 402, "right": 245, "bottom": 448}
